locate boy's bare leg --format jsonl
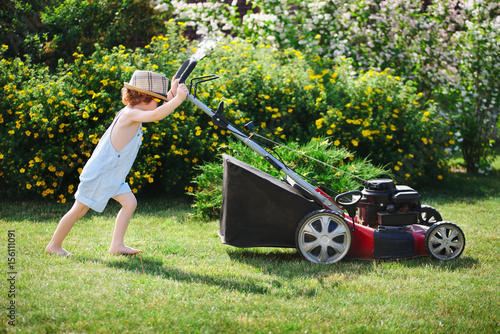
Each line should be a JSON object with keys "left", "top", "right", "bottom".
{"left": 46, "top": 201, "right": 89, "bottom": 256}
{"left": 109, "top": 192, "right": 140, "bottom": 255}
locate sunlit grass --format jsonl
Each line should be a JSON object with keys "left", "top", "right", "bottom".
{"left": 1, "top": 168, "right": 499, "bottom": 333}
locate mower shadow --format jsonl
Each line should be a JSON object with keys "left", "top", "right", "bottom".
{"left": 226, "top": 248, "right": 480, "bottom": 278}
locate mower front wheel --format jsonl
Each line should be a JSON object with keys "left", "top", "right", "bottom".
{"left": 418, "top": 205, "right": 442, "bottom": 226}
{"left": 425, "top": 222, "right": 465, "bottom": 260}
{"left": 295, "top": 210, "right": 352, "bottom": 264}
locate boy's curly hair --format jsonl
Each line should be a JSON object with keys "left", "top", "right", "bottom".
{"left": 121, "top": 88, "right": 154, "bottom": 107}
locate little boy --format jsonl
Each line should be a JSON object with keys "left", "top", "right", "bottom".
{"left": 46, "top": 70, "right": 188, "bottom": 256}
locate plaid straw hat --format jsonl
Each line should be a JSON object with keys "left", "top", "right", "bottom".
{"left": 124, "top": 70, "right": 169, "bottom": 101}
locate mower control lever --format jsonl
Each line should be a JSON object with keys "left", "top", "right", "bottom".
{"left": 190, "top": 75, "right": 219, "bottom": 99}
{"left": 244, "top": 121, "right": 255, "bottom": 134}
{"left": 335, "top": 190, "right": 362, "bottom": 226}
{"left": 335, "top": 190, "right": 362, "bottom": 207}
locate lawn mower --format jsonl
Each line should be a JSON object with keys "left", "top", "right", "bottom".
{"left": 174, "top": 58, "right": 466, "bottom": 264}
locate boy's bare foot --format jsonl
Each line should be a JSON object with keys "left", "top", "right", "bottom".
{"left": 109, "top": 245, "right": 141, "bottom": 255}
{"left": 45, "top": 245, "right": 73, "bottom": 256}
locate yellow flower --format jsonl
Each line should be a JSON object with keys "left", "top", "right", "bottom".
{"left": 351, "top": 139, "right": 359, "bottom": 147}
{"left": 334, "top": 140, "right": 340, "bottom": 146}
{"left": 387, "top": 97, "right": 392, "bottom": 102}
{"left": 438, "top": 175, "right": 443, "bottom": 180}
{"left": 394, "top": 166, "right": 400, "bottom": 171}
{"left": 315, "top": 118, "right": 324, "bottom": 129}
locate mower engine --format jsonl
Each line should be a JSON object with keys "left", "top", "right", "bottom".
{"left": 357, "top": 179, "right": 420, "bottom": 228}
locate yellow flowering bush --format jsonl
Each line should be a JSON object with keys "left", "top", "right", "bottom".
{"left": 186, "top": 40, "right": 452, "bottom": 184}
{"left": 0, "top": 24, "right": 216, "bottom": 201}
{"left": 0, "top": 33, "right": 453, "bottom": 203}
{"left": 193, "top": 40, "right": 326, "bottom": 142}
{"left": 312, "top": 58, "right": 454, "bottom": 183}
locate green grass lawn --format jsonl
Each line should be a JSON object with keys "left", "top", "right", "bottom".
{"left": 1, "top": 165, "right": 499, "bottom": 333}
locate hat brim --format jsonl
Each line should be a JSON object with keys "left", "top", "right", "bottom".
{"left": 124, "top": 83, "right": 169, "bottom": 102}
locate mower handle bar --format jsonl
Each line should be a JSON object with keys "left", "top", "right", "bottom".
{"left": 174, "top": 59, "right": 343, "bottom": 213}
{"left": 174, "top": 59, "right": 198, "bottom": 84}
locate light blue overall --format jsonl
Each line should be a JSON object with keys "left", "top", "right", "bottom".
{"left": 75, "top": 107, "right": 142, "bottom": 212}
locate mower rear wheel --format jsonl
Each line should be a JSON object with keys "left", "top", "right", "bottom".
{"left": 295, "top": 210, "right": 352, "bottom": 264}
{"left": 418, "top": 205, "right": 442, "bottom": 226}
{"left": 425, "top": 222, "right": 465, "bottom": 260}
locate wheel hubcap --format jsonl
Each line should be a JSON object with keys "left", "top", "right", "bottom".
{"left": 428, "top": 225, "right": 464, "bottom": 260}
{"left": 298, "top": 213, "right": 351, "bottom": 264}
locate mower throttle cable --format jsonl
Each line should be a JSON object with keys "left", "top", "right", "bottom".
{"left": 253, "top": 133, "right": 368, "bottom": 184}
{"left": 245, "top": 133, "right": 352, "bottom": 201}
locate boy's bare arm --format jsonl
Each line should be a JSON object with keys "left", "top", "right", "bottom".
{"left": 124, "top": 84, "right": 188, "bottom": 123}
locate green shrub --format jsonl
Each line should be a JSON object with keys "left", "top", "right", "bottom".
{"left": 190, "top": 138, "right": 389, "bottom": 221}
{"left": 1, "top": 0, "right": 167, "bottom": 68}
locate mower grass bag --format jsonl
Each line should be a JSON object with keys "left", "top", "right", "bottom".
{"left": 219, "top": 154, "right": 322, "bottom": 248}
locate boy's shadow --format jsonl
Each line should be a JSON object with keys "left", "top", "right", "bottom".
{"left": 74, "top": 254, "right": 272, "bottom": 295}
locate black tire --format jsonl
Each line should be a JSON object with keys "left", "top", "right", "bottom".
{"left": 418, "top": 205, "right": 443, "bottom": 226}
{"left": 295, "top": 210, "right": 352, "bottom": 264}
{"left": 424, "top": 222, "right": 465, "bottom": 260}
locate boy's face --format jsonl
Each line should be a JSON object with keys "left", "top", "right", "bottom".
{"left": 141, "top": 99, "right": 159, "bottom": 111}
